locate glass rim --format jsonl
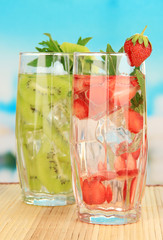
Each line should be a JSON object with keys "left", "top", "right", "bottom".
{"left": 73, "top": 52, "right": 127, "bottom": 56}
{"left": 19, "top": 52, "right": 73, "bottom": 56}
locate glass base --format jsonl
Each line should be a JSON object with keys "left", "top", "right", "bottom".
{"left": 78, "top": 205, "right": 141, "bottom": 225}
{"left": 22, "top": 192, "right": 75, "bottom": 206}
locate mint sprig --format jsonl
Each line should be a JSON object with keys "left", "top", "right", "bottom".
{"left": 100, "top": 44, "right": 124, "bottom": 75}
{"left": 36, "top": 33, "right": 62, "bottom": 52}
{"left": 130, "top": 69, "right": 145, "bottom": 114}
{"left": 77, "top": 37, "right": 92, "bottom": 46}
{"left": 130, "top": 92, "right": 144, "bottom": 114}
{"left": 28, "top": 33, "right": 92, "bottom": 71}
{"left": 135, "top": 69, "right": 145, "bottom": 98}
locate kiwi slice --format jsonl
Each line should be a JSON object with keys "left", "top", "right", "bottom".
{"left": 42, "top": 118, "right": 70, "bottom": 156}
{"left": 16, "top": 95, "right": 43, "bottom": 132}
{"left": 35, "top": 137, "right": 72, "bottom": 194}
{"left": 17, "top": 73, "right": 72, "bottom": 129}
{"left": 16, "top": 73, "right": 72, "bottom": 194}
{"left": 18, "top": 74, "right": 72, "bottom": 107}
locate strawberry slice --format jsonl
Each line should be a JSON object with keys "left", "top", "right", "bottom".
{"left": 131, "top": 77, "right": 139, "bottom": 87}
{"left": 82, "top": 179, "right": 106, "bottom": 205}
{"left": 98, "top": 161, "right": 107, "bottom": 172}
{"left": 138, "top": 174, "right": 146, "bottom": 201}
{"left": 91, "top": 171, "right": 117, "bottom": 182}
{"left": 121, "top": 152, "right": 129, "bottom": 160}
{"left": 74, "top": 75, "right": 89, "bottom": 93}
{"left": 123, "top": 180, "right": 127, "bottom": 201}
{"left": 73, "top": 99, "right": 88, "bottom": 120}
{"left": 117, "top": 169, "right": 138, "bottom": 177}
{"left": 124, "top": 175, "right": 144, "bottom": 205}
{"left": 106, "top": 184, "right": 113, "bottom": 203}
{"left": 132, "top": 148, "right": 141, "bottom": 160}
{"left": 121, "top": 148, "right": 141, "bottom": 161}
{"left": 115, "top": 154, "right": 138, "bottom": 177}
{"left": 90, "top": 173, "right": 107, "bottom": 182}
{"left": 108, "top": 76, "right": 138, "bottom": 107}
{"left": 83, "top": 75, "right": 106, "bottom": 86}
{"left": 125, "top": 109, "right": 143, "bottom": 134}
{"left": 114, "top": 156, "right": 126, "bottom": 172}
{"left": 108, "top": 75, "right": 137, "bottom": 85}
{"left": 126, "top": 154, "right": 137, "bottom": 170}
{"left": 85, "top": 85, "right": 108, "bottom": 105}
{"left": 74, "top": 75, "right": 105, "bottom": 93}
{"left": 123, "top": 178, "right": 137, "bottom": 204}
{"left": 130, "top": 177, "right": 137, "bottom": 204}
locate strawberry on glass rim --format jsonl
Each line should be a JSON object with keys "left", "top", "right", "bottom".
{"left": 124, "top": 25, "right": 152, "bottom": 67}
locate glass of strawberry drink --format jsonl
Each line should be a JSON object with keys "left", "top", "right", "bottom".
{"left": 70, "top": 52, "right": 147, "bottom": 224}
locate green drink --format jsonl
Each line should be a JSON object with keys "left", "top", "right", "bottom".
{"left": 16, "top": 53, "right": 74, "bottom": 205}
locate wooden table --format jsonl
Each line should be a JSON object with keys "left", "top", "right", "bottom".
{"left": 0, "top": 184, "right": 162, "bottom": 240}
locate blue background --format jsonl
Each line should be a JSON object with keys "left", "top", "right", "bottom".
{"left": 0, "top": 0, "right": 163, "bottom": 182}
{"left": 0, "top": 0, "right": 163, "bottom": 118}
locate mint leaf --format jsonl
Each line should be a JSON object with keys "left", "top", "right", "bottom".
{"left": 28, "top": 55, "right": 53, "bottom": 67}
{"left": 106, "top": 43, "right": 115, "bottom": 53}
{"left": 131, "top": 92, "right": 143, "bottom": 108}
{"left": 44, "top": 33, "right": 62, "bottom": 52}
{"left": 101, "top": 44, "right": 124, "bottom": 75}
{"left": 130, "top": 67, "right": 140, "bottom": 76}
{"left": 101, "top": 44, "right": 116, "bottom": 75}
{"left": 130, "top": 69, "right": 145, "bottom": 115}
{"left": 77, "top": 37, "right": 92, "bottom": 46}
{"left": 27, "top": 58, "right": 38, "bottom": 67}
{"left": 35, "top": 47, "right": 48, "bottom": 52}
{"left": 135, "top": 69, "right": 145, "bottom": 98}
{"left": 118, "top": 46, "right": 124, "bottom": 53}
{"left": 134, "top": 104, "right": 144, "bottom": 115}
{"left": 28, "top": 35, "right": 91, "bottom": 71}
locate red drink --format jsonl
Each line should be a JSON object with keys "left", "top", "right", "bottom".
{"left": 71, "top": 53, "right": 147, "bottom": 224}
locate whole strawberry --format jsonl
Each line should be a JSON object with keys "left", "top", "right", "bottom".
{"left": 124, "top": 26, "right": 152, "bottom": 67}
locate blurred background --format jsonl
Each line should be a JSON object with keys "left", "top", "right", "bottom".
{"left": 0, "top": 0, "right": 162, "bottom": 184}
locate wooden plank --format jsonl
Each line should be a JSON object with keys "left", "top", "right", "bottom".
{"left": 154, "top": 187, "right": 163, "bottom": 237}
{"left": 149, "top": 187, "right": 162, "bottom": 240}
{"left": 0, "top": 184, "right": 162, "bottom": 240}
{"left": 141, "top": 189, "right": 150, "bottom": 240}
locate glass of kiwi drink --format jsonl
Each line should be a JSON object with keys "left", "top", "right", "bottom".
{"left": 16, "top": 52, "right": 75, "bottom": 206}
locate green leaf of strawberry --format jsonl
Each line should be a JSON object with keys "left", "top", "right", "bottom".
{"left": 124, "top": 26, "right": 152, "bottom": 67}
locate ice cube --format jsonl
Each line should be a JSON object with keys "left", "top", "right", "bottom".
{"left": 53, "top": 61, "right": 68, "bottom": 75}
{"left": 75, "top": 140, "right": 105, "bottom": 174}
{"left": 96, "top": 118, "right": 132, "bottom": 154}
{"left": 73, "top": 118, "right": 98, "bottom": 142}
{"left": 24, "top": 130, "right": 42, "bottom": 157}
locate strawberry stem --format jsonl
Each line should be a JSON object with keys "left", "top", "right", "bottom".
{"left": 141, "top": 25, "right": 147, "bottom": 35}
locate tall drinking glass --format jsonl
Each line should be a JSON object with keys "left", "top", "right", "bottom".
{"left": 16, "top": 52, "right": 74, "bottom": 206}
{"left": 71, "top": 52, "right": 147, "bottom": 224}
